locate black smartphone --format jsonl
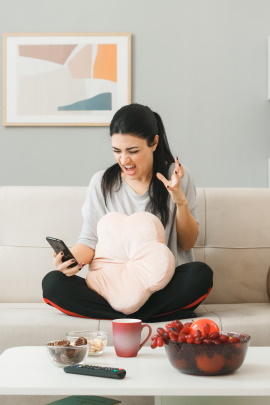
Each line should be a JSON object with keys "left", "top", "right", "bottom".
{"left": 46, "top": 237, "right": 78, "bottom": 268}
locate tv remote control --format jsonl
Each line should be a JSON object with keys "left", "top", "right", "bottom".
{"left": 63, "top": 364, "right": 126, "bottom": 379}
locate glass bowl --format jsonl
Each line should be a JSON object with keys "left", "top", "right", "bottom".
{"left": 164, "top": 332, "right": 251, "bottom": 376}
{"left": 46, "top": 340, "right": 88, "bottom": 367}
{"left": 66, "top": 331, "right": 108, "bottom": 356}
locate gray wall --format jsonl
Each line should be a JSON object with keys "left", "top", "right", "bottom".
{"left": 1, "top": 0, "right": 270, "bottom": 187}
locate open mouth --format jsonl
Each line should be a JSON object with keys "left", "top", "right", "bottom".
{"left": 124, "top": 165, "right": 136, "bottom": 175}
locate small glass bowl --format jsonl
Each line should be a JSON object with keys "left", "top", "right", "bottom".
{"left": 46, "top": 340, "right": 88, "bottom": 367}
{"left": 66, "top": 331, "right": 108, "bottom": 356}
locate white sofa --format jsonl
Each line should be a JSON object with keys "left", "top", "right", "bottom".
{"left": 0, "top": 186, "right": 270, "bottom": 354}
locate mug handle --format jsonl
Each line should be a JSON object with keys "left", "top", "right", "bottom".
{"left": 139, "top": 324, "right": 152, "bottom": 351}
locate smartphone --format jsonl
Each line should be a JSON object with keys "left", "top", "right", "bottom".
{"left": 46, "top": 237, "right": 78, "bottom": 268}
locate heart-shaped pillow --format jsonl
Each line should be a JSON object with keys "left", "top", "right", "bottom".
{"left": 86, "top": 212, "right": 175, "bottom": 314}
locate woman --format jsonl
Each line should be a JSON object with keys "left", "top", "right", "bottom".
{"left": 42, "top": 103, "right": 213, "bottom": 322}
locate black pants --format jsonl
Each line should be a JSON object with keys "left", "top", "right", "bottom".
{"left": 42, "top": 262, "right": 213, "bottom": 323}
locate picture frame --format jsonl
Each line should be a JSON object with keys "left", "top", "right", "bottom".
{"left": 3, "top": 33, "right": 131, "bottom": 126}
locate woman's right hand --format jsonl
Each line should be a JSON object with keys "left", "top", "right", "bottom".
{"left": 53, "top": 251, "right": 85, "bottom": 277}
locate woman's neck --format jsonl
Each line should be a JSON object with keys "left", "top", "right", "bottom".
{"left": 121, "top": 173, "right": 151, "bottom": 195}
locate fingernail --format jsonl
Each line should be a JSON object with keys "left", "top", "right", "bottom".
{"left": 175, "top": 170, "right": 177, "bottom": 174}
{"left": 71, "top": 259, "right": 76, "bottom": 262}
{"left": 179, "top": 163, "right": 181, "bottom": 167}
{"left": 60, "top": 252, "right": 64, "bottom": 256}
{"left": 167, "top": 185, "right": 170, "bottom": 189}
{"left": 79, "top": 263, "right": 85, "bottom": 267}
{"left": 176, "top": 156, "right": 178, "bottom": 160}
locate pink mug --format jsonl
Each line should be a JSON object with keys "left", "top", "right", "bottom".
{"left": 112, "top": 318, "right": 152, "bottom": 357}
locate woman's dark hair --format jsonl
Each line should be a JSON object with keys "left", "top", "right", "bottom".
{"left": 101, "top": 103, "right": 175, "bottom": 226}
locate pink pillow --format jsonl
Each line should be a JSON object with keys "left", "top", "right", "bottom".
{"left": 86, "top": 212, "right": 175, "bottom": 314}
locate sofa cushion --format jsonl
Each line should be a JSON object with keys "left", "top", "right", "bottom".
{"left": 0, "top": 303, "right": 209, "bottom": 355}
{"left": 86, "top": 212, "right": 175, "bottom": 314}
{"left": 0, "top": 303, "right": 100, "bottom": 355}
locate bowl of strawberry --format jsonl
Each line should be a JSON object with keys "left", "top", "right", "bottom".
{"left": 151, "top": 318, "right": 250, "bottom": 376}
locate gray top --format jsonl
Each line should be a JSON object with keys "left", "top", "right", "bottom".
{"left": 77, "top": 164, "right": 198, "bottom": 266}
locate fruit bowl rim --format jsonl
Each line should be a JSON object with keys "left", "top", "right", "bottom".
{"left": 164, "top": 331, "right": 251, "bottom": 346}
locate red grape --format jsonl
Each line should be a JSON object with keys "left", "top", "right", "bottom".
{"left": 157, "top": 337, "right": 164, "bottom": 347}
{"left": 229, "top": 337, "right": 240, "bottom": 343}
{"left": 168, "top": 327, "right": 178, "bottom": 334}
{"left": 183, "top": 322, "right": 193, "bottom": 328}
{"left": 151, "top": 334, "right": 159, "bottom": 340}
{"left": 219, "top": 334, "right": 229, "bottom": 343}
{"left": 169, "top": 331, "right": 179, "bottom": 341}
{"left": 181, "top": 326, "right": 191, "bottom": 335}
{"left": 186, "top": 334, "right": 195, "bottom": 344}
{"left": 209, "top": 331, "right": 220, "bottom": 339}
{"left": 157, "top": 327, "right": 166, "bottom": 336}
{"left": 162, "top": 332, "right": 169, "bottom": 341}
{"left": 174, "top": 321, "right": 184, "bottom": 332}
{"left": 178, "top": 334, "right": 186, "bottom": 343}
{"left": 151, "top": 338, "right": 158, "bottom": 349}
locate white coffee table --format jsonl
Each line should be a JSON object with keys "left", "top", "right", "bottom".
{"left": 0, "top": 346, "right": 270, "bottom": 404}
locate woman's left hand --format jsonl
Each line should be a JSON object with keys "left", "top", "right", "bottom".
{"left": 156, "top": 157, "right": 187, "bottom": 206}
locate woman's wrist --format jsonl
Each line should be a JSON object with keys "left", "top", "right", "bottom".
{"left": 174, "top": 193, "right": 188, "bottom": 207}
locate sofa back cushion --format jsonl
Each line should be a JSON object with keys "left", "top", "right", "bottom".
{"left": 195, "top": 188, "right": 270, "bottom": 304}
{"left": 0, "top": 186, "right": 86, "bottom": 302}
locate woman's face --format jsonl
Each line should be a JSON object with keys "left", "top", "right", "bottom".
{"left": 111, "top": 133, "right": 158, "bottom": 181}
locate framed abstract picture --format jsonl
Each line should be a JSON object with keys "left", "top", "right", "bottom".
{"left": 3, "top": 33, "right": 131, "bottom": 126}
